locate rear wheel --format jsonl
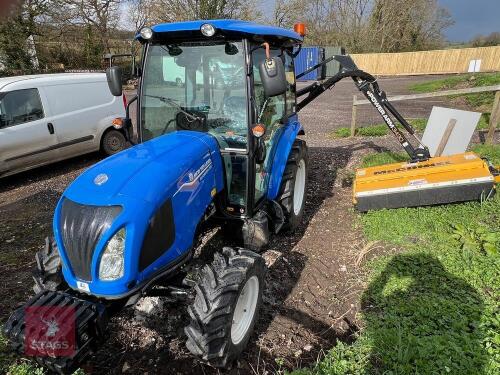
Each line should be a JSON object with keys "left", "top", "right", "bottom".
{"left": 185, "top": 247, "right": 265, "bottom": 367}
{"left": 277, "top": 139, "right": 308, "bottom": 231}
{"left": 101, "top": 129, "right": 126, "bottom": 156}
{"left": 33, "top": 237, "right": 64, "bottom": 294}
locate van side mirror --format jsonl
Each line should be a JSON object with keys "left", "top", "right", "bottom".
{"left": 106, "top": 66, "right": 123, "bottom": 96}
{"left": 259, "top": 57, "right": 287, "bottom": 98}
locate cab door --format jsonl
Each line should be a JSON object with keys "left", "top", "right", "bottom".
{"left": 0, "top": 88, "right": 58, "bottom": 176}
{"left": 251, "top": 46, "right": 295, "bottom": 207}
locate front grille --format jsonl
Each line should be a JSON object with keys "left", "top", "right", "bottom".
{"left": 60, "top": 199, "right": 122, "bottom": 281}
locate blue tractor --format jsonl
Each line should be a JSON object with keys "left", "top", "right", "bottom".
{"left": 6, "top": 18, "right": 471, "bottom": 373}
{"left": 4, "top": 20, "right": 310, "bottom": 373}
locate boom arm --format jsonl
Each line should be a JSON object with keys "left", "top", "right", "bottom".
{"left": 296, "top": 55, "right": 430, "bottom": 162}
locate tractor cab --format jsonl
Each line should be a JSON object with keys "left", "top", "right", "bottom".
{"left": 109, "top": 20, "right": 303, "bottom": 218}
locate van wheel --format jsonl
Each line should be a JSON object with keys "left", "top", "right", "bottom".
{"left": 102, "top": 129, "right": 126, "bottom": 155}
{"left": 185, "top": 247, "right": 265, "bottom": 367}
{"left": 277, "top": 139, "right": 308, "bottom": 231}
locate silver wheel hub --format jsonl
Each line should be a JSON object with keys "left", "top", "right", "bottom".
{"left": 293, "top": 159, "right": 306, "bottom": 215}
{"left": 231, "top": 275, "right": 259, "bottom": 345}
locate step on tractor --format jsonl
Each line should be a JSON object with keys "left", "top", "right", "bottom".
{"left": 4, "top": 20, "right": 500, "bottom": 374}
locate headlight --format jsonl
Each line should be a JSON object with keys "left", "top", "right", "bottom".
{"left": 200, "top": 23, "right": 215, "bottom": 37}
{"left": 99, "top": 228, "right": 126, "bottom": 281}
{"left": 140, "top": 27, "right": 153, "bottom": 40}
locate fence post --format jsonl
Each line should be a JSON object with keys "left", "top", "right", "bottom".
{"left": 486, "top": 90, "right": 500, "bottom": 144}
{"left": 350, "top": 95, "right": 357, "bottom": 137}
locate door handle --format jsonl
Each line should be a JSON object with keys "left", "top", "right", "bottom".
{"left": 47, "top": 123, "right": 54, "bottom": 134}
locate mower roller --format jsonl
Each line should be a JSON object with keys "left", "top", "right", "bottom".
{"left": 3, "top": 19, "right": 499, "bottom": 373}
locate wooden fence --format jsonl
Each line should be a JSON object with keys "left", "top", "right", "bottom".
{"left": 350, "top": 85, "right": 500, "bottom": 144}
{"left": 351, "top": 46, "right": 500, "bottom": 76}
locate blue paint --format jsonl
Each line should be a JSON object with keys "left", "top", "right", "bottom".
{"left": 55, "top": 20, "right": 306, "bottom": 299}
{"left": 295, "top": 47, "right": 324, "bottom": 81}
{"left": 54, "top": 131, "right": 223, "bottom": 298}
{"left": 138, "top": 19, "right": 303, "bottom": 43}
{"left": 267, "top": 115, "right": 303, "bottom": 200}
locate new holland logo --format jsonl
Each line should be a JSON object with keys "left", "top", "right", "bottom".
{"left": 94, "top": 173, "right": 109, "bottom": 186}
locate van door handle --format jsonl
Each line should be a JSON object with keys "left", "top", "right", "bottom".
{"left": 47, "top": 123, "right": 54, "bottom": 134}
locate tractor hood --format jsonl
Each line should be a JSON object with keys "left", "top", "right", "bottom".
{"left": 63, "top": 131, "right": 221, "bottom": 208}
{"left": 54, "top": 130, "right": 225, "bottom": 298}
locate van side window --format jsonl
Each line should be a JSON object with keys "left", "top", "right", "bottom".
{"left": 0, "top": 89, "right": 44, "bottom": 128}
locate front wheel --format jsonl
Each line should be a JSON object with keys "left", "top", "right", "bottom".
{"left": 33, "top": 237, "right": 65, "bottom": 294}
{"left": 101, "top": 129, "right": 126, "bottom": 156}
{"left": 184, "top": 247, "right": 266, "bottom": 367}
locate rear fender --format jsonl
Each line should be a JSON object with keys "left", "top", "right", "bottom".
{"left": 267, "top": 115, "right": 303, "bottom": 200}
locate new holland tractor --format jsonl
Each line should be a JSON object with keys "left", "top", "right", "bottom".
{"left": 6, "top": 18, "right": 499, "bottom": 374}
{"left": 3, "top": 20, "right": 311, "bottom": 373}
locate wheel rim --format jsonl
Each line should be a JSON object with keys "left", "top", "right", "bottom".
{"left": 231, "top": 275, "right": 259, "bottom": 345}
{"left": 293, "top": 159, "right": 306, "bottom": 215}
{"left": 107, "top": 135, "right": 122, "bottom": 152}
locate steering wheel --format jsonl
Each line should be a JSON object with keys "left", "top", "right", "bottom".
{"left": 161, "top": 119, "right": 176, "bottom": 135}
{"left": 176, "top": 111, "right": 207, "bottom": 132}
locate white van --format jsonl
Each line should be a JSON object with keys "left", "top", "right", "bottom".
{"left": 0, "top": 73, "right": 126, "bottom": 178}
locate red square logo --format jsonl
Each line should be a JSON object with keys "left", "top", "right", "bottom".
{"left": 24, "top": 306, "right": 76, "bottom": 357}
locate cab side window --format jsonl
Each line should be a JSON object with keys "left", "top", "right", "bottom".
{"left": 252, "top": 46, "right": 286, "bottom": 203}
{"left": 284, "top": 51, "right": 296, "bottom": 115}
{"left": 0, "top": 89, "right": 44, "bottom": 128}
{"left": 252, "top": 48, "right": 285, "bottom": 134}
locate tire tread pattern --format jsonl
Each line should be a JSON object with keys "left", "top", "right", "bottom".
{"left": 184, "top": 247, "right": 265, "bottom": 367}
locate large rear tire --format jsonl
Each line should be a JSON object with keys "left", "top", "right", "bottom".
{"left": 277, "top": 138, "right": 308, "bottom": 231}
{"left": 33, "top": 237, "right": 64, "bottom": 294}
{"left": 184, "top": 247, "right": 266, "bottom": 367}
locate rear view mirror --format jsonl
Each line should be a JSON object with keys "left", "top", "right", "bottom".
{"left": 259, "top": 57, "right": 287, "bottom": 98}
{"left": 106, "top": 66, "right": 123, "bottom": 96}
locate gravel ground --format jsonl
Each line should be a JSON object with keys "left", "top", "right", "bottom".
{"left": 0, "top": 74, "right": 495, "bottom": 374}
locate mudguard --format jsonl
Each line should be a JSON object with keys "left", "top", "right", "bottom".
{"left": 53, "top": 131, "right": 224, "bottom": 298}
{"left": 267, "top": 114, "right": 304, "bottom": 200}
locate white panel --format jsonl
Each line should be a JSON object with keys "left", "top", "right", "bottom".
{"left": 474, "top": 59, "right": 482, "bottom": 72}
{"left": 421, "top": 106, "right": 481, "bottom": 156}
{"left": 468, "top": 60, "right": 475, "bottom": 72}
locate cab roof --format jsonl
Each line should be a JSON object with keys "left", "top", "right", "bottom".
{"left": 140, "top": 19, "right": 303, "bottom": 45}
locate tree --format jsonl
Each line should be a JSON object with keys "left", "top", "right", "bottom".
{"left": 301, "top": 0, "right": 371, "bottom": 51}
{"left": 471, "top": 32, "right": 500, "bottom": 48}
{"left": 57, "top": 0, "right": 121, "bottom": 53}
{"left": 369, "top": 0, "right": 453, "bottom": 52}
{"left": 127, "top": 0, "right": 260, "bottom": 26}
{"left": 0, "top": 0, "right": 50, "bottom": 74}
{"left": 271, "top": 0, "right": 307, "bottom": 29}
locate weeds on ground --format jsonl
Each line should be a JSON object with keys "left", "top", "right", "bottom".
{"left": 360, "top": 152, "right": 408, "bottom": 168}
{"left": 1, "top": 330, "right": 45, "bottom": 375}
{"left": 295, "top": 145, "right": 500, "bottom": 374}
{"left": 472, "top": 144, "right": 500, "bottom": 165}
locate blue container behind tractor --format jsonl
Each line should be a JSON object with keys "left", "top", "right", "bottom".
{"left": 295, "top": 47, "right": 325, "bottom": 81}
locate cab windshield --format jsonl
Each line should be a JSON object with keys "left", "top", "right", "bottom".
{"left": 141, "top": 41, "right": 248, "bottom": 149}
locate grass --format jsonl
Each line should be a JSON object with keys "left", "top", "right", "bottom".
{"left": 331, "top": 72, "right": 498, "bottom": 140}
{"left": 331, "top": 119, "right": 431, "bottom": 138}
{"left": 472, "top": 144, "right": 500, "bottom": 165}
{"left": 294, "top": 145, "right": 500, "bottom": 375}
{"left": 409, "top": 72, "right": 500, "bottom": 113}
{"left": 360, "top": 151, "right": 408, "bottom": 168}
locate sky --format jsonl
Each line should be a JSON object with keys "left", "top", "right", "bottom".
{"left": 120, "top": 0, "right": 500, "bottom": 43}
{"left": 439, "top": 0, "right": 500, "bottom": 42}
